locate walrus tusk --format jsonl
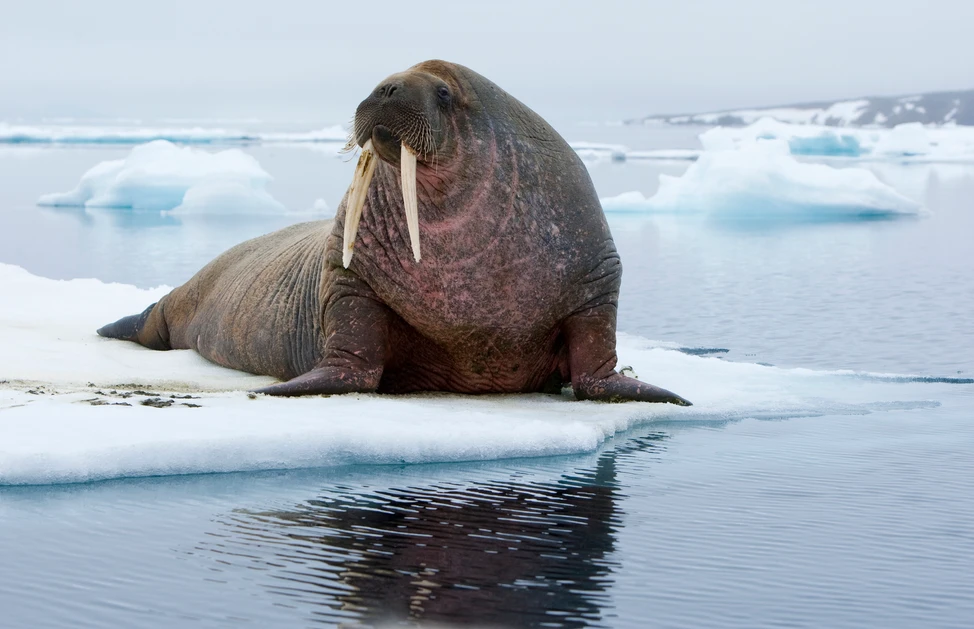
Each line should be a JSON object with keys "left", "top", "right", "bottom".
{"left": 342, "top": 139, "right": 377, "bottom": 268}
{"left": 400, "top": 143, "right": 421, "bottom": 262}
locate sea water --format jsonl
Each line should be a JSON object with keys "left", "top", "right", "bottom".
{"left": 0, "top": 123, "right": 972, "bottom": 628}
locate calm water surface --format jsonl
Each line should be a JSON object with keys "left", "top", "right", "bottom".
{"left": 1, "top": 125, "right": 973, "bottom": 628}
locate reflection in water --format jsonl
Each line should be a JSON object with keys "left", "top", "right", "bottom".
{"left": 201, "top": 434, "right": 668, "bottom": 628}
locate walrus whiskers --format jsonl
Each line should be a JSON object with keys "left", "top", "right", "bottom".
{"left": 342, "top": 139, "right": 377, "bottom": 268}
{"left": 400, "top": 143, "right": 421, "bottom": 262}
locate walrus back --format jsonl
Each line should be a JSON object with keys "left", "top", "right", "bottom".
{"left": 97, "top": 220, "right": 335, "bottom": 380}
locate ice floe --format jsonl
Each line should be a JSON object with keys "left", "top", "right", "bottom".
{"left": 0, "top": 122, "right": 346, "bottom": 145}
{"left": 700, "top": 118, "right": 865, "bottom": 157}
{"left": 606, "top": 140, "right": 923, "bottom": 220}
{"left": 570, "top": 141, "right": 628, "bottom": 163}
{"left": 0, "top": 264, "right": 949, "bottom": 486}
{"left": 701, "top": 118, "right": 974, "bottom": 162}
{"left": 571, "top": 141, "right": 701, "bottom": 164}
{"left": 36, "top": 140, "right": 284, "bottom": 214}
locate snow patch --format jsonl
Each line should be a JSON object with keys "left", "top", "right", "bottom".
{"left": 37, "top": 140, "right": 284, "bottom": 214}
{"left": 0, "top": 264, "right": 945, "bottom": 486}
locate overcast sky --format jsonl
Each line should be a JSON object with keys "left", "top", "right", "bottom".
{"left": 2, "top": 0, "right": 971, "bottom": 126}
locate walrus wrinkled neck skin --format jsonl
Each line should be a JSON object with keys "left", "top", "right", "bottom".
{"left": 96, "top": 60, "right": 691, "bottom": 406}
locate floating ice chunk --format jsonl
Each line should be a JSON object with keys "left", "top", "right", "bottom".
{"left": 786, "top": 133, "right": 863, "bottom": 157}
{"left": 871, "top": 122, "right": 933, "bottom": 157}
{"left": 169, "top": 178, "right": 284, "bottom": 215}
{"left": 601, "top": 191, "right": 657, "bottom": 213}
{"left": 862, "top": 123, "right": 974, "bottom": 162}
{"left": 570, "top": 143, "right": 700, "bottom": 164}
{"left": 253, "top": 126, "right": 347, "bottom": 143}
{"left": 700, "top": 118, "right": 974, "bottom": 163}
{"left": 569, "top": 141, "right": 629, "bottom": 163}
{"left": 311, "top": 198, "right": 331, "bottom": 214}
{"left": 0, "top": 122, "right": 347, "bottom": 145}
{"left": 700, "top": 118, "right": 865, "bottom": 157}
{"left": 0, "top": 264, "right": 949, "bottom": 485}
{"left": 635, "top": 140, "right": 923, "bottom": 220}
{"left": 37, "top": 140, "right": 284, "bottom": 214}
{"left": 625, "top": 149, "right": 701, "bottom": 161}
{"left": 36, "top": 157, "right": 127, "bottom": 207}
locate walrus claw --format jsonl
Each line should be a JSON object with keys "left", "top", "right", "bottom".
{"left": 574, "top": 373, "right": 692, "bottom": 406}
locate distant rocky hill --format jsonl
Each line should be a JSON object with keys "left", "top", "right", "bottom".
{"left": 632, "top": 89, "right": 974, "bottom": 127}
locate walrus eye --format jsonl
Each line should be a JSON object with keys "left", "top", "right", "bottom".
{"left": 436, "top": 85, "right": 451, "bottom": 106}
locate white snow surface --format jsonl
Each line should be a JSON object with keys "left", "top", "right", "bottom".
{"left": 0, "top": 122, "right": 347, "bottom": 145}
{"left": 36, "top": 140, "right": 284, "bottom": 214}
{"left": 624, "top": 140, "right": 922, "bottom": 219}
{"left": 0, "top": 264, "right": 939, "bottom": 486}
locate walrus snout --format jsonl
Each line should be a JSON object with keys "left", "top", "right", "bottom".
{"left": 353, "top": 71, "right": 445, "bottom": 160}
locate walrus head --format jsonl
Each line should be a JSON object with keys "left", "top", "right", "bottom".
{"left": 342, "top": 62, "right": 469, "bottom": 267}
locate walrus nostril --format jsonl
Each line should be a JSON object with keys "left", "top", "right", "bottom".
{"left": 375, "top": 82, "right": 402, "bottom": 99}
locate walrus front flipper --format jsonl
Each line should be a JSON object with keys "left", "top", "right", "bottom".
{"left": 563, "top": 306, "right": 692, "bottom": 407}
{"left": 97, "top": 302, "right": 171, "bottom": 350}
{"left": 256, "top": 283, "right": 391, "bottom": 397}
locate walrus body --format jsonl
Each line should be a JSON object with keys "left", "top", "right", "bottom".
{"left": 98, "top": 60, "right": 690, "bottom": 405}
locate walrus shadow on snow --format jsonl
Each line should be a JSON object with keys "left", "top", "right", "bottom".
{"left": 97, "top": 59, "right": 691, "bottom": 407}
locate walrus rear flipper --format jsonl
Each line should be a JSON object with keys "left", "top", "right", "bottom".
{"left": 97, "top": 302, "right": 171, "bottom": 350}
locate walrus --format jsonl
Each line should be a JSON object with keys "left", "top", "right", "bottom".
{"left": 97, "top": 60, "right": 691, "bottom": 406}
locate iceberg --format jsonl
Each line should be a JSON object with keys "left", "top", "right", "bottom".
{"left": 0, "top": 122, "right": 347, "bottom": 146}
{"left": 36, "top": 140, "right": 284, "bottom": 214}
{"left": 0, "top": 264, "right": 946, "bottom": 486}
{"left": 619, "top": 140, "right": 923, "bottom": 221}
